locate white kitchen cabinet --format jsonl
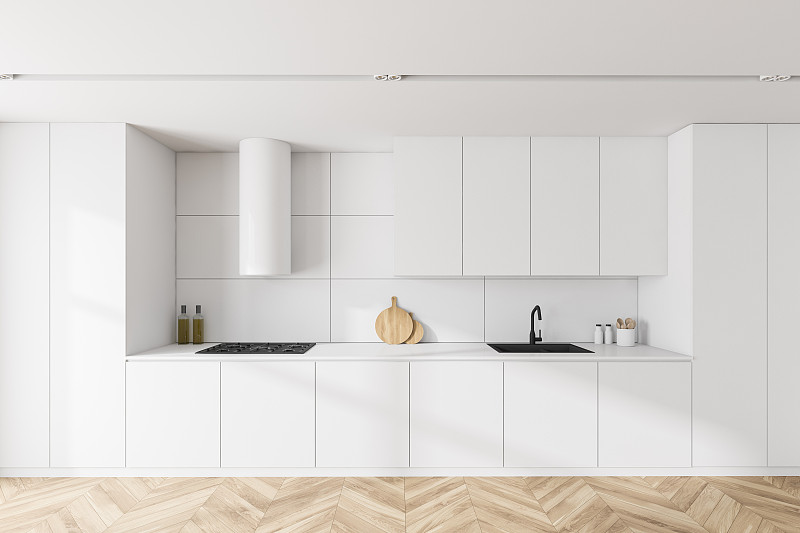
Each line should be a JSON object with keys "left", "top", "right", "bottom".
{"left": 0, "top": 123, "right": 50, "bottom": 467}
{"left": 692, "top": 124, "right": 767, "bottom": 467}
{"left": 462, "top": 137, "right": 530, "bottom": 276}
{"left": 531, "top": 137, "right": 599, "bottom": 275}
{"left": 331, "top": 153, "right": 393, "bottom": 215}
{"left": 599, "top": 362, "right": 691, "bottom": 467}
{"left": 316, "top": 362, "right": 409, "bottom": 467}
{"left": 599, "top": 137, "right": 667, "bottom": 275}
{"left": 127, "top": 362, "right": 221, "bottom": 468}
{"left": 221, "top": 362, "right": 315, "bottom": 467}
{"left": 49, "top": 124, "right": 175, "bottom": 468}
{"left": 504, "top": 362, "right": 597, "bottom": 467}
{"left": 50, "top": 123, "right": 127, "bottom": 468}
{"left": 410, "top": 361, "right": 503, "bottom": 467}
{"left": 394, "top": 137, "right": 462, "bottom": 276}
{"left": 767, "top": 124, "right": 800, "bottom": 466}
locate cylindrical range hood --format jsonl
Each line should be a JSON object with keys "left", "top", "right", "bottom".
{"left": 239, "top": 138, "right": 291, "bottom": 276}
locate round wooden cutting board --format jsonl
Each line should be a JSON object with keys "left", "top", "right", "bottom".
{"left": 375, "top": 296, "right": 413, "bottom": 344}
{"left": 404, "top": 313, "right": 424, "bottom": 344}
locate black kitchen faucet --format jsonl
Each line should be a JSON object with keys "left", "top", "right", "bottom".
{"left": 530, "top": 305, "right": 542, "bottom": 344}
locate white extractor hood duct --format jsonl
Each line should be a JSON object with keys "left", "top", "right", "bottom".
{"left": 239, "top": 138, "right": 291, "bottom": 276}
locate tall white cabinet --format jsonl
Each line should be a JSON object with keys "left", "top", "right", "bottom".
{"left": 394, "top": 137, "right": 462, "bottom": 276}
{"left": 767, "top": 124, "right": 800, "bottom": 466}
{"left": 50, "top": 124, "right": 128, "bottom": 467}
{"left": 49, "top": 124, "right": 175, "bottom": 468}
{"left": 691, "top": 125, "right": 768, "bottom": 466}
{"left": 0, "top": 124, "right": 50, "bottom": 467}
{"left": 462, "top": 137, "right": 530, "bottom": 276}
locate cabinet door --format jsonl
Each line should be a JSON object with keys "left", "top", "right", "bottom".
{"left": 462, "top": 137, "right": 530, "bottom": 275}
{"left": 767, "top": 124, "right": 800, "bottom": 466}
{"left": 599, "top": 362, "right": 690, "bottom": 467}
{"left": 221, "top": 362, "right": 315, "bottom": 467}
{"left": 599, "top": 137, "right": 667, "bottom": 275}
{"left": 127, "top": 362, "right": 220, "bottom": 467}
{"left": 531, "top": 137, "right": 599, "bottom": 275}
{"left": 692, "top": 124, "right": 767, "bottom": 466}
{"left": 410, "top": 361, "right": 503, "bottom": 467}
{"left": 504, "top": 362, "right": 597, "bottom": 467}
{"left": 0, "top": 124, "right": 50, "bottom": 467}
{"left": 394, "top": 137, "right": 462, "bottom": 276}
{"left": 316, "top": 362, "right": 409, "bottom": 467}
{"left": 50, "top": 123, "right": 126, "bottom": 467}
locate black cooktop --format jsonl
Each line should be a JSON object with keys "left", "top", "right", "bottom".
{"left": 196, "top": 342, "right": 316, "bottom": 355}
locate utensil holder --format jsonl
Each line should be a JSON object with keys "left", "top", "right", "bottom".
{"left": 616, "top": 327, "right": 636, "bottom": 347}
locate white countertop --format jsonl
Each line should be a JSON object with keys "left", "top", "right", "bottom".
{"left": 126, "top": 342, "right": 691, "bottom": 362}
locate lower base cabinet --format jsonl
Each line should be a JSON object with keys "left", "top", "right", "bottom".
{"left": 504, "top": 362, "right": 597, "bottom": 467}
{"left": 410, "top": 361, "right": 503, "bottom": 467}
{"left": 316, "top": 361, "right": 409, "bottom": 467}
{"left": 221, "top": 362, "right": 315, "bottom": 467}
{"left": 598, "top": 362, "right": 691, "bottom": 467}
{"left": 126, "top": 362, "right": 221, "bottom": 467}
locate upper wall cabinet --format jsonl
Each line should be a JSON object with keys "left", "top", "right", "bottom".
{"left": 463, "top": 137, "right": 530, "bottom": 276}
{"left": 531, "top": 137, "right": 600, "bottom": 275}
{"left": 600, "top": 137, "right": 667, "bottom": 276}
{"left": 394, "top": 136, "right": 666, "bottom": 277}
{"left": 394, "top": 137, "right": 463, "bottom": 276}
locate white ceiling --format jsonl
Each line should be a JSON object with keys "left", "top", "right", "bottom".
{"left": 2, "top": 0, "right": 800, "bottom": 152}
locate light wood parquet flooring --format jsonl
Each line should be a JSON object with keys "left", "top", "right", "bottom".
{"left": 0, "top": 476, "right": 798, "bottom": 533}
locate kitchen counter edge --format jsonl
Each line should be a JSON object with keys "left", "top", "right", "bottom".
{"left": 126, "top": 342, "right": 691, "bottom": 363}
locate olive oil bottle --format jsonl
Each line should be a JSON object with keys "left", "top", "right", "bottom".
{"left": 193, "top": 305, "right": 204, "bottom": 344}
{"left": 177, "top": 305, "right": 190, "bottom": 344}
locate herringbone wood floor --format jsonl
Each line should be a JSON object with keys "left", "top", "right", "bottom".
{"left": 0, "top": 477, "right": 798, "bottom": 533}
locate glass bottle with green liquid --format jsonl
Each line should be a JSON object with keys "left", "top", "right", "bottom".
{"left": 193, "top": 305, "right": 204, "bottom": 344}
{"left": 177, "top": 305, "right": 190, "bottom": 344}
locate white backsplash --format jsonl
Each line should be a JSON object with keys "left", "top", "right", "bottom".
{"left": 177, "top": 279, "right": 331, "bottom": 342}
{"left": 485, "top": 278, "right": 637, "bottom": 343}
{"left": 176, "top": 152, "right": 637, "bottom": 343}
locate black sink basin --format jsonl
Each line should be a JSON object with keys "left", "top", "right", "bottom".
{"left": 488, "top": 343, "right": 594, "bottom": 354}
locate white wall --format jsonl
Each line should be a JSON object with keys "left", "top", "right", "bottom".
{"left": 126, "top": 125, "right": 176, "bottom": 355}
{"left": 638, "top": 126, "right": 693, "bottom": 355}
{"left": 175, "top": 153, "right": 638, "bottom": 343}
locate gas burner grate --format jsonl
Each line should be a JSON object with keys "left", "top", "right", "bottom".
{"left": 196, "top": 342, "right": 316, "bottom": 355}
